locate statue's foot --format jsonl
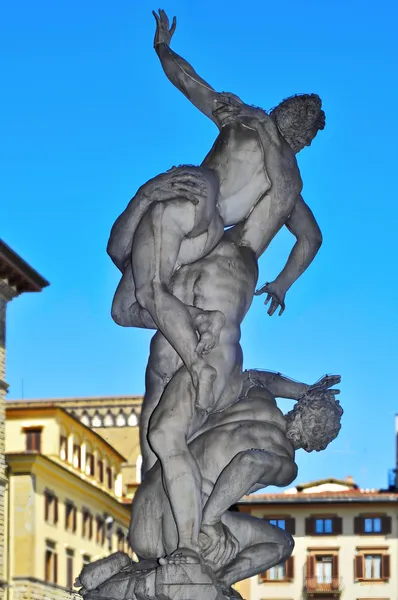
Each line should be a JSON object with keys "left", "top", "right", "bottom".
{"left": 195, "top": 311, "right": 226, "bottom": 356}
{"left": 192, "top": 363, "right": 216, "bottom": 414}
{"left": 158, "top": 547, "right": 202, "bottom": 566}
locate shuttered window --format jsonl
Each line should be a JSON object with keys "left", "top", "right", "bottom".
{"left": 259, "top": 557, "right": 294, "bottom": 582}
{"left": 354, "top": 553, "right": 390, "bottom": 581}
{"left": 305, "top": 516, "right": 342, "bottom": 535}
{"left": 354, "top": 515, "right": 391, "bottom": 535}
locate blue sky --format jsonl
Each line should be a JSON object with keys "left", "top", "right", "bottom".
{"left": 1, "top": 0, "right": 398, "bottom": 491}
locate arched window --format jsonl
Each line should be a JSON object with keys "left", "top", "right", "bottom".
{"left": 127, "top": 412, "right": 138, "bottom": 427}
{"left": 116, "top": 410, "right": 127, "bottom": 427}
{"left": 92, "top": 412, "right": 103, "bottom": 428}
{"left": 59, "top": 428, "right": 68, "bottom": 461}
{"left": 72, "top": 437, "right": 82, "bottom": 469}
{"left": 136, "top": 455, "right": 143, "bottom": 484}
{"left": 104, "top": 411, "right": 115, "bottom": 427}
{"left": 85, "top": 443, "right": 94, "bottom": 476}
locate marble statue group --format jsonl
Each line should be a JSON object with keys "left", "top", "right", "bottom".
{"left": 75, "top": 10, "right": 343, "bottom": 600}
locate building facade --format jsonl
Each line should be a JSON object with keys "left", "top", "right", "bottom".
{"left": 235, "top": 477, "right": 398, "bottom": 600}
{"left": 42, "top": 395, "right": 143, "bottom": 498}
{"left": 0, "top": 241, "right": 48, "bottom": 599}
{"left": 5, "top": 402, "right": 131, "bottom": 600}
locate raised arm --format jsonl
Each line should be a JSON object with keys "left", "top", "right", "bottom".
{"left": 245, "top": 370, "right": 311, "bottom": 400}
{"left": 255, "top": 195, "right": 323, "bottom": 315}
{"left": 245, "top": 370, "right": 341, "bottom": 401}
{"left": 153, "top": 10, "right": 220, "bottom": 124}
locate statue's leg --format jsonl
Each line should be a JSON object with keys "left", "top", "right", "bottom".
{"left": 132, "top": 199, "right": 216, "bottom": 411}
{"left": 148, "top": 365, "right": 203, "bottom": 557}
{"left": 129, "top": 470, "right": 176, "bottom": 560}
{"left": 140, "top": 332, "right": 182, "bottom": 476}
{"left": 218, "top": 512, "right": 294, "bottom": 588}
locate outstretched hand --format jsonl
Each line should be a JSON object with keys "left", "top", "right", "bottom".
{"left": 153, "top": 9, "right": 176, "bottom": 47}
{"left": 306, "top": 374, "right": 341, "bottom": 399}
{"left": 255, "top": 281, "right": 286, "bottom": 316}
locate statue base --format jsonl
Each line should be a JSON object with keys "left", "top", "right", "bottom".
{"left": 77, "top": 555, "right": 239, "bottom": 600}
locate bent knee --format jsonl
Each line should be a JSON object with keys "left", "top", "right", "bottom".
{"left": 135, "top": 281, "right": 166, "bottom": 311}
{"left": 148, "top": 420, "right": 185, "bottom": 454}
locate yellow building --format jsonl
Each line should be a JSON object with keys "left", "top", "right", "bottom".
{"left": 235, "top": 477, "right": 398, "bottom": 600}
{"left": 41, "top": 395, "right": 144, "bottom": 499}
{"left": 5, "top": 401, "right": 131, "bottom": 600}
{"left": 0, "top": 240, "right": 49, "bottom": 600}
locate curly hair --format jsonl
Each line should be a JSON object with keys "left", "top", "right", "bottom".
{"left": 270, "top": 94, "right": 325, "bottom": 153}
{"left": 285, "top": 393, "right": 343, "bottom": 453}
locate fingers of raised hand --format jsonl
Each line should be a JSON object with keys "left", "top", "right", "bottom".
{"left": 267, "top": 297, "right": 280, "bottom": 316}
{"left": 254, "top": 282, "right": 270, "bottom": 296}
{"left": 152, "top": 10, "right": 161, "bottom": 24}
{"left": 170, "top": 15, "right": 177, "bottom": 35}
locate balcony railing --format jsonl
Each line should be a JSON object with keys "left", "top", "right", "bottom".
{"left": 305, "top": 577, "right": 342, "bottom": 595}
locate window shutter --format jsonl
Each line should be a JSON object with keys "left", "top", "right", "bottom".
{"left": 354, "top": 516, "right": 363, "bottom": 534}
{"left": 44, "top": 494, "right": 49, "bottom": 522}
{"left": 354, "top": 555, "right": 363, "bottom": 580}
{"left": 382, "top": 554, "right": 390, "bottom": 580}
{"left": 285, "top": 518, "right": 296, "bottom": 535}
{"left": 73, "top": 506, "right": 77, "bottom": 532}
{"left": 381, "top": 515, "right": 392, "bottom": 535}
{"left": 332, "top": 516, "right": 342, "bottom": 535}
{"left": 332, "top": 555, "right": 339, "bottom": 588}
{"left": 286, "top": 556, "right": 294, "bottom": 581}
{"left": 306, "top": 555, "right": 315, "bottom": 577}
{"left": 53, "top": 553, "right": 58, "bottom": 584}
{"left": 45, "top": 551, "right": 50, "bottom": 581}
{"left": 89, "top": 514, "right": 93, "bottom": 539}
{"left": 54, "top": 497, "right": 58, "bottom": 523}
{"left": 305, "top": 517, "right": 314, "bottom": 535}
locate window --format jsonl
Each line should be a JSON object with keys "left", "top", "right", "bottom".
{"left": 117, "top": 529, "right": 125, "bottom": 552}
{"left": 104, "top": 411, "right": 115, "bottom": 427}
{"left": 355, "top": 553, "right": 390, "bottom": 581}
{"left": 59, "top": 435, "right": 67, "bottom": 460}
{"left": 116, "top": 411, "right": 127, "bottom": 427}
{"left": 82, "top": 554, "right": 91, "bottom": 566}
{"left": 44, "top": 491, "right": 58, "bottom": 525}
{"left": 316, "top": 519, "right": 333, "bottom": 534}
{"left": 73, "top": 444, "right": 81, "bottom": 469}
{"left": 128, "top": 412, "right": 138, "bottom": 427}
{"left": 85, "top": 452, "right": 95, "bottom": 476}
{"left": 25, "top": 428, "right": 42, "bottom": 452}
{"left": 92, "top": 412, "right": 103, "bottom": 427}
{"left": 306, "top": 554, "right": 339, "bottom": 592}
{"left": 65, "top": 502, "right": 77, "bottom": 533}
{"left": 259, "top": 557, "right": 294, "bottom": 583}
{"left": 107, "top": 467, "right": 112, "bottom": 490}
{"left": 305, "top": 516, "right": 342, "bottom": 535}
{"left": 98, "top": 459, "right": 104, "bottom": 483}
{"left": 265, "top": 516, "right": 295, "bottom": 534}
{"left": 316, "top": 555, "right": 333, "bottom": 583}
{"left": 96, "top": 517, "right": 105, "bottom": 546}
{"left": 354, "top": 515, "right": 391, "bottom": 535}
{"left": 365, "top": 518, "right": 381, "bottom": 533}
{"left": 66, "top": 549, "right": 74, "bottom": 589}
{"left": 82, "top": 510, "right": 93, "bottom": 540}
{"left": 44, "top": 541, "right": 57, "bottom": 584}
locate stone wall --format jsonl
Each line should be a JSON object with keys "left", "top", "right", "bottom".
{"left": 12, "top": 579, "right": 76, "bottom": 600}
